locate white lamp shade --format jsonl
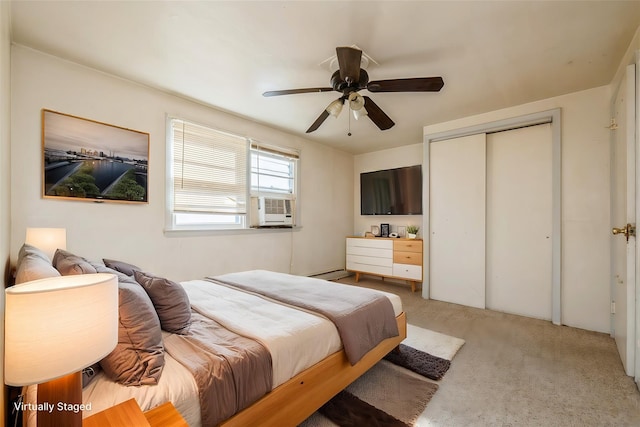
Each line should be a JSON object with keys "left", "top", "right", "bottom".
{"left": 25, "top": 228, "right": 67, "bottom": 260}
{"left": 4, "top": 273, "right": 118, "bottom": 386}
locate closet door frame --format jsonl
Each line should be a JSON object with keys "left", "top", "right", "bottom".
{"left": 423, "top": 108, "right": 562, "bottom": 325}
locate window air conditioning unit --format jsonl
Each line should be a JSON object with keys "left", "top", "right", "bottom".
{"left": 250, "top": 197, "right": 295, "bottom": 228}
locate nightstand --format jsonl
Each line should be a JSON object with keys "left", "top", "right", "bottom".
{"left": 144, "top": 401, "right": 189, "bottom": 427}
{"left": 83, "top": 398, "right": 187, "bottom": 427}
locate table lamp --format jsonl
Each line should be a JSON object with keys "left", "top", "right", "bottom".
{"left": 25, "top": 228, "right": 67, "bottom": 260}
{"left": 4, "top": 273, "right": 118, "bottom": 427}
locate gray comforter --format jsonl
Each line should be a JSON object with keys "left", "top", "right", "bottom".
{"left": 208, "top": 270, "right": 399, "bottom": 365}
{"left": 164, "top": 312, "right": 272, "bottom": 426}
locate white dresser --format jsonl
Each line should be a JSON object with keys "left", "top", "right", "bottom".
{"left": 346, "top": 237, "right": 423, "bottom": 292}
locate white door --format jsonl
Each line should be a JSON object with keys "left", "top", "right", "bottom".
{"left": 430, "top": 133, "right": 486, "bottom": 309}
{"left": 611, "top": 63, "right": 636, "bottom": 378}
{"left": 486, "top": 124, "right": 553, "bottom": 320}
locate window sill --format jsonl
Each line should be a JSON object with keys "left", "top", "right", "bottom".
{"left": 164, "top": 225, "right": 303, "bottom": 237}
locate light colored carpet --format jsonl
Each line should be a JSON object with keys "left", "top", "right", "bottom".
{"left": 341, "top": 275, "right": 640, "bottom": 427}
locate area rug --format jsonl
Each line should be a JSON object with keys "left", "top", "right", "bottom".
{"left": 299, "top": 325, "right": 464, "bottom": 426}
{"left": 299, "top": 361, "right": 438, "bottom": 427}
{"left": 403, "top": 324, "right": 466, "bottom": 361}
{"left": 383, "top": 344, "right": 450, "bottom": 381}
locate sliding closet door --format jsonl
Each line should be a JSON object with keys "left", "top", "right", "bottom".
{"left": 430, "top": 134, "right": 486, "bottom": 309}
{"left": 485, "top": 124, "right": 553, "bottom": 319}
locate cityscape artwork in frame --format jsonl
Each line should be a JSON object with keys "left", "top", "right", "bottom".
{"left": 42, "top": 109, "right": 149, "bottom": 203}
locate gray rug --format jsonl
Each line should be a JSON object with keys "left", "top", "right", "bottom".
{"left": 383, "top": 344, "right": 451, "bottom": 380}
{"left": 299, "top": 361, "right": 438, "bottom": 427}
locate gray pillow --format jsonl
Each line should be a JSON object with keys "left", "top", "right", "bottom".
{"left": 52, "top": 249, "right": 98, "bottom": 275}
{"left": 99, "top": 279, "right": 165, "bottom": 386}
{"left": 103, "top": 258, "right": 141, "bottom": 277}
{"left": 15, "top": 244, "right": 61, "bottom": 284}
{"left": 90, "top": 261, "right": 138, "bottom": 285}
{"left": 134, "top": 271, "right": 192, "bottom": 334}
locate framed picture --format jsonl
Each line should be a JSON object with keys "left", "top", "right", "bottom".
{"left": 380, "top": 223, "right": 390, "bottom": 237}
{"left": 397, "top": 226, "right": 406, "bottom": 238}
{"left": 371, "top": 225, "right": 380, "bottom": 236}
{"left": 42, "top": 109, "right": 149, "bottom": 203}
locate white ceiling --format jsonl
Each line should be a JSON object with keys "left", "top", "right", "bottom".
{"left": 9, "top": 1, "right": 640, "bottom": 154}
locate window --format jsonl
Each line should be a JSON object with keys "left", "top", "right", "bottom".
{"left": 250, "top": 142, "right": 298, "bottom": 198}
{"left": 167, "top": 118, "right": 298, "bottom": 230}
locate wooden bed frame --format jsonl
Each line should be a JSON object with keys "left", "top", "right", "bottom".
{"left": 221, "top": 311, "right": 407, "bottom": 427}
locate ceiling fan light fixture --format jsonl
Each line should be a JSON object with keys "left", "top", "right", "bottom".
{"left": 326, "top": 99, "right": 344, "bottom": 117}
{"left": 353, "top": 106, "right": 368, "bottom": 120}
{"left": 348, "top": 92, "right": 365, "bottom": 111}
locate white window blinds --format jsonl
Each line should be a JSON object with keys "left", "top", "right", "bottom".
{"left": 171, "top": 119, "right": 248, "bottom": 214}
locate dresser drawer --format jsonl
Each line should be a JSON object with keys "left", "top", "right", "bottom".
{"left": 393, "top": 251, "right": 422, "bottom": 266}
{"left": 393, "top": 240, "right": 423, "bottom": 253}
{"left": 347, "top": 246, "right": 393, "bottom": 259}
{"left": 347, "top": 260, "right": 393, "bottom": 277}
{"left": 347, "top": 238, "right": 393, "bottom": 250}
{"left": 393, "top": 263, "right": 422, "bottom": 281}
{"left": 347, "top": 254, "right": 393, "bottom": 268}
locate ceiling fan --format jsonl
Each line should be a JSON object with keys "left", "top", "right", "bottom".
{"left": 263, "top": 46, "right": 444, "bottom": 133}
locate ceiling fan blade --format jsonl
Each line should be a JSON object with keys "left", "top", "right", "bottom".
{"left": 367, "top": 77, "right": 444, "bottom": 92}
{"left": 263, "top": 87, "right": 333, "bottom": 97}
{"left": 306, "top": 110, "right": 330, "bottom": 133}
{"left": 363, "top": 96, "right": 394, "bottom": 130}
{"left": 336, "top": 47, "right": 361, "bottom": 84}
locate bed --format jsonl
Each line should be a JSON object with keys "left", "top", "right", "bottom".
{"left": 15, "top": 244, "right": 406, "bottom": 426}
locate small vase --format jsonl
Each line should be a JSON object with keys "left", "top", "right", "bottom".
{"left": 407, "top": 233, "right": 417, "bottom": 239}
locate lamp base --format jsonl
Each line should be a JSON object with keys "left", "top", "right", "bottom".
{"left": 36, "top": 371, "right": 82, "bottom": 427}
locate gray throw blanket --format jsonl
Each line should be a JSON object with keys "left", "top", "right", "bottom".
{"left": 164, "top": 312, "right": 272, "bottom": 426}
{"left": 208, "top": 270, "right": 399, "bottom": 365}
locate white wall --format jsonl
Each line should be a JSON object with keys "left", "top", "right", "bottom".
{"left": 421, "top": 87, "right": 611, "bottom": 333}
{"left": 0, "top": 0, "right": 11, "bottom": 419}
{"left": 354, "top": 86, "right": 611, "bottom": 333}
{"left": 353, "top": 143, "right": 423, "bottom": 237}
{"left": 10, "top": 45, "right": 354, "bottom": 280}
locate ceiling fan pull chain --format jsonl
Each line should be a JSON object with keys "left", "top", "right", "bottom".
{"left": 348, "top": 104, "right": 352, "bottom": 136}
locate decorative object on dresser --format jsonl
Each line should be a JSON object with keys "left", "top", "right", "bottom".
{"left": 371, "top": 225, "right": 380, "bottom": 236}
{"left": 397, "top": 225, "right": 406, "bottom": 238}
{"left": 406, "top": 225, "right": 419, "bottom": 239}
{"left": 380, "top": 223, "right": 390, "bottom": 237}
{"left": 346, "top": 236, "right": 423, "bottom": 292}
{"left": 4, "top": 273, "right": 118, "bottom": 427}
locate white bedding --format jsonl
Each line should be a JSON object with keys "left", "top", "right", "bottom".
{"left": 25, "top": 273, "right": 403, "bottom": 427}
{"left": 182, "top": 278, "right": 343, "bottom": 387}
{"left": 83, "top": 338, "right": 202, "bottom": 424}
{"left": 25, "top": 342, "right": 203, "bottom": 426}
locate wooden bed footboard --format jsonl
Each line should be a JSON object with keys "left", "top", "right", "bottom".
{"left": 220, "top": 311, "right": 407, "bottom": 427}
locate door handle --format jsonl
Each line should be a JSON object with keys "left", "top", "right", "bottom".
{"left": 612, "top": 223, "right": 636, "bottom": 241}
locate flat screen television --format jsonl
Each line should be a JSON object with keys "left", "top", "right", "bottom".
{"left": 360, "top": 165, "right": 422, "bottom": 215}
